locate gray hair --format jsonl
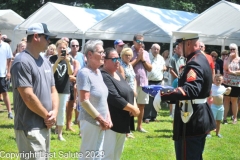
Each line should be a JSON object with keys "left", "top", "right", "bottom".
{"left": 70, "top": 39, "right": 79, "bottom": 45}
{"left": 84, "top": 39, "right": 103, "bottom": 57}
{"left": 151, "top": 43, "right": 161, "bottom": 50}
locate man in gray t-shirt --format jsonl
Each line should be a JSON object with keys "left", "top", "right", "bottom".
{"left": 11, "top": 23, "right": 59, "bottom": 158}
{"left": 169, "top": 45, "right": 185, "bottom": 84}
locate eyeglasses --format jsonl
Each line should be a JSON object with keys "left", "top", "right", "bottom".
{"left": 45, "top": 35, "right": 50, "bottom": 41}
{"left": 135, "top": 39, "right": 144, "bottom": 44}
{"left": 211, "top": 55, "right": 217, "bottom": 58}
{"left": 92, "top": 50, "right": 105, "bottom": 56}
{"left": 71, "top": 45, "right": 79, "bottom": 47}
{"left": 105, "top": 57, "right": 121, "bottom": 63}
{"left": 230, "top": 48, "right": 236, "bottom": 51}
{"left": 221, "top": 54, "right": 228, "bottom": 56}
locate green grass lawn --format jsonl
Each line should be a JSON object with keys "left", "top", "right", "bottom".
{"left": 0, "top": 91, "right": 240, "bottom": 160}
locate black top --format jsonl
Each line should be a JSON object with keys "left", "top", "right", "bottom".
{"left": 49, "top": 55, "right": 72, "bottom": 93}
{"left": 161, "top": 50, "right": 216, "bottom": 140}
{"left": 216, "top": 58, "right": 223, "bottom": 75}
{"left": 214, "top": 62, "right": 220, "bottom": 74}
{"left": 101, "top": 70, "right": 134, "bottom": 134}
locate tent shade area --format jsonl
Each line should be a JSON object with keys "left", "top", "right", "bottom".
{"left": 15, "top": 2, "right": 112, "bottom": 39}
{"left": 85, "top": 3, "right": 198, "bottom": 43}
{"left": 0, "top": 9, "right": 25, "bottom": 51}
{"left": 0, "top": 9, "right": 24, "bottom": 29}
{"left": 178, "top": 0, "right": 240, "bottom": 46}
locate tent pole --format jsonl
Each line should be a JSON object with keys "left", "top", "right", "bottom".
{"left": 221, "top": 38, "right": 225, "bottom": 52}
{"left": 169, "top": 38, "right": 173, "bottom": 58}
{"left": 81, "top": 34, "right": 85, "bottom": 53}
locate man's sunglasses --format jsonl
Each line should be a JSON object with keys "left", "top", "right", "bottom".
{"left": 39, "top": 34, "right": 50, "bottom": 41}
{"left": 105, "top": 57, "right": 121, "bottom": 63}
{"left": 72, "top": 45, "right": 79, "bottom": 47}
{"left": 135, "top": 39, "right": 144, "bottom": 44}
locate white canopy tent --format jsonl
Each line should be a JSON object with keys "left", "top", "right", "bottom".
{"left": 0, "top": 9, "right": 25, "bottom": 51}
{"left": 85, "top": 3, "right": 198, "bottom": 43}
{"left": 15, "top": 2, "right": 112, "bottom": 48}
{"left": 178, "top": 0, "right": 240, "bottom": 49}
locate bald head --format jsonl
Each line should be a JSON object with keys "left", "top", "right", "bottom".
{"left": 1, "top": 34, "right": 7, "bottom": 40}
{"left": 61, "top": 37, "right": 69, "bottom": 43}
{"left": 151, "top": 43, "right": 161, "bottom": 57}
{"left": 178, "top": 39, "right": 199, "bottom": 57}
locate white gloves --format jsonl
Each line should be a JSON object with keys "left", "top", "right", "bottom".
{"left": 153, "top": 91, "right": 161, "bottom": 112}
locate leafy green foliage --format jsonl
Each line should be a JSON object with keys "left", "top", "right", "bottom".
{"left": 2, "top": 0, "right": 240, "bottom": 18}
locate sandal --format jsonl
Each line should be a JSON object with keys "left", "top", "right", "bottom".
{"left": 144, "top": 119, "right": 149, "bottom": 124}
{"left": 233, "top": 120, "right": 237, "bottom": 124}
{"left": 126, "top": 133, "right": 135, "bottom": 139}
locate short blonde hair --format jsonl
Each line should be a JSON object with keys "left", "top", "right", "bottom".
{"left": 162, "top": 50, "right": 169, "bottom": 57}
{"left": 56, "top": 39, "right": 68, "bottom": 48}
{"left": 120, "top": 48, "right": 133, "bottom": 59}
{"left": 17, "top": 41, "right": 27, "bottom": 52}
{"left": 47, "top": 44, "right": 57, "bottom": 55}
{"left": 214, "top": 74, "right": 223, "bottom": 79}
{"left": 21, "top": 37, "right": 27, "bottom": 42}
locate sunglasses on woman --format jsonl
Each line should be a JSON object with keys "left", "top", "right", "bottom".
{"left": 135, "top": 39, "right": 144, "bottom": 44}
{"left": 105, "top": 57, "right": 121, "bottom": 63}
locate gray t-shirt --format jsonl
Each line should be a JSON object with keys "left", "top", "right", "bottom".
{"left": 11, "top": 51, "right": 55, "bottom": 130}
{"left": 169, "top": 54, "right": 185, "bottom": 84}
{"left": 77, "top": 67, "right": 108, "bottom": 126}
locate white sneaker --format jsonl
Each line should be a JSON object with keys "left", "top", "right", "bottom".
{"left": 58, "top": 136, "right": 66, "bottom": 141}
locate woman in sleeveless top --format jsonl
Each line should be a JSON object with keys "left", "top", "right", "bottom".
{"left": 223, "top": 43, "right": 240, "bottom": 124}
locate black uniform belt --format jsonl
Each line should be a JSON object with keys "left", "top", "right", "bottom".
{"left": 148, "top": 80, "right": 162, "bottom": 83}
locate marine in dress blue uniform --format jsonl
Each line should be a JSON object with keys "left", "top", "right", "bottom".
{"left": 155, "top": 32, "right": 216, "bottom": 160}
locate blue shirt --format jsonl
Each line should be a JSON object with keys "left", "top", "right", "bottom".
{"left": 121, "top": 61, "right": 136, "bottom": 90}
{"left": 0, "top": 41, "right": 12, "bottom": 77}
{"left": 73, "top": 52, "right": 85, "bottom": 68}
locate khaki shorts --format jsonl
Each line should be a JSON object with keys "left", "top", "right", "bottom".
{"left": 15, "top": 128, "right": 50, "bottom": 160}
{"left": 136, "top": 86, "right": 149, "bottom": 104}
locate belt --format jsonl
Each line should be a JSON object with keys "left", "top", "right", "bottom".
{"left": 148, "top": 80, "right": 162, "bottom": 83}
{"left": 191, "top": 98, "right": 207, "bottom": 104}
{"left": 180, "top": 98, "right": 207, "bottom": 105}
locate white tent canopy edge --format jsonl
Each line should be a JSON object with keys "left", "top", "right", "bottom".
{"left": 178, "top": 0, "right": 240, "bottom": 49}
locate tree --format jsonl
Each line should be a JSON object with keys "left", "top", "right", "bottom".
{"left": 2, "top": 0, "right": 240, "bottom": 20}
{"left": 137, "top": 0, "right": 240, "bottom": 14}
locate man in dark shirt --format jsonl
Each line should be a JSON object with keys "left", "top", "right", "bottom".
{"left": 154, "top": 31, "right": 216, "bottom": 160}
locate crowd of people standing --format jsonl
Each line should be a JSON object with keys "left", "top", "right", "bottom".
{"left": 1, "top": 22, "right": 240, "bottom": 160}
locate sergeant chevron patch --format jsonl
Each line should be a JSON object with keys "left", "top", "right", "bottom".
{"left": 187, "top": 69, "right": 196, "bottom": 82}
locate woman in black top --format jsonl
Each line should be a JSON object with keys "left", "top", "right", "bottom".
{"left": 49, "top": 39, "right": 73, "bottom": 141}
{"left": 211, "top": 51, "right": 220, "bottom": 74}
{"left": 101, "top": 48, "right": 139, "bottom": 160}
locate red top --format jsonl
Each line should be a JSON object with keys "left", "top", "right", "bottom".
{"left": 204, "top": 53, "right": 215, "bottom": 69}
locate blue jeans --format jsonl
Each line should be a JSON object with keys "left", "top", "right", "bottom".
{"left": 174, "top": 134, "right": 207, "bottom": 160}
